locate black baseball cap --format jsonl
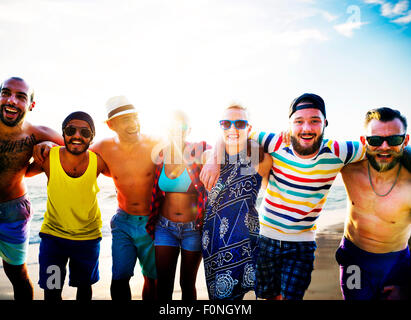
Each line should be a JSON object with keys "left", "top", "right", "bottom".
{"left": 289, "top": 93, "right": 326, "bottom": 120}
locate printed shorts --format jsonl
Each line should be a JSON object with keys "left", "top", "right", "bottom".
{"left": 255, "top": 235, "right": 317, "bottom": 300}
{"left": 0, "top": 195, "right": 32, "bottom": 265}
{"left": 154, "top": 215, "right": 201, "bottom": 252}
{"left": 111, "top": 209, "right": 157, "bottom": 280}
{"left": 336, "top": 237, "right": 411, "bottom": 300}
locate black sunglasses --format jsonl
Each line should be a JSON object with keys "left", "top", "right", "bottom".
{"left": 365, "top": 134, "right": 405, "bottom": 147}
{"left": 64, "top": 126, "right": 92, "bottom": 139}
{"left": 219, "top": 120, "right": 248, "bottom": 130}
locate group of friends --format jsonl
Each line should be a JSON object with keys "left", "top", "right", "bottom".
{"left": 0, "top": 76, "right": 410, "bottom": 301}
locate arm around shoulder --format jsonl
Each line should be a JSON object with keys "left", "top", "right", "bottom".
{"left": 401, "top": 146, "right": 411, "bottom": 173}
{"left": 257, "top": 152, "right": 273, "bottom": 190}
{"left": 96, "top": 153, "right": 110, "bottom": 177}
{"left": 35, "top": 125, "right": 64, "bottom": 145}
{"left": 26, "top": 154, "right": 50, "bottom": 178}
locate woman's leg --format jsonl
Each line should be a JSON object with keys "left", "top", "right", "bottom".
{"left": 179, "top": 249, "right": 202, "bottom": 301}
{"left": 155, "top": 245, "right": 180, "bottom": 300}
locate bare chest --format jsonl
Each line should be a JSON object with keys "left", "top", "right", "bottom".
{"left": 105, "top": 145, "right": 156, "bottom": 181}
{"left": 0, "top": 133, "right": 37, "bottom": 175}
{"left": 348, "top": 173, "right": 411, "bottom": 224}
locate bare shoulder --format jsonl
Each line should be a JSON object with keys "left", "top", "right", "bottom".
{"left": 91, "top": 137, "right": 116, "bottom": 154}
{"left": 341, "top": 158, "right": 367, "bottom": 175}
{"left": 401, "top": 164, "right": 411, "bottom": 183}
{"left": 140, "top": 133, "right": 163, "bottom": 150}
{"left": 141, "top": 133, "right": 161, "bottom": 144}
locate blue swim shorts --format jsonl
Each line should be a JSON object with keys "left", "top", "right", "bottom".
{"left": 255, "top": 235, "right": 317, "bottom": 300}
{"left": 111, "top": 209, "right": 157, "bottom": 280}
{"left": 154, "top": 215, "right": 201, "bottom": 252}
{"left": 0, "top": 195, "right": 32, "bottom": 265}
{"left": 336, "top": 237, "right": 411, "bottom": 300}
{"left": 38, "top": 233, "right": 101, "bottom": 289}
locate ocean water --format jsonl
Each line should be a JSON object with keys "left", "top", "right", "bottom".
{"left": 25, "top": 174, "right": 348, "bottom": 244}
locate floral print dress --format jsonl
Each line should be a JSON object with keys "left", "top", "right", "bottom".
{"left": 201, "top": 152, "right": 262, "bottom": 300}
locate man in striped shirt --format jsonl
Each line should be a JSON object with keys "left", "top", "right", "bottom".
{"left": 249, "top": 93, "right": 367, "bottom": 300}
{"left": 200, "top": 93, "right": 366, "bottom": 299}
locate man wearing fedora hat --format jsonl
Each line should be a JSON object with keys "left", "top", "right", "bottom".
{"left": 33, "top": 96, "right": 160, "bottom": 300}
{"left": 92, "top": 96, "right": 160, "bottom": 300}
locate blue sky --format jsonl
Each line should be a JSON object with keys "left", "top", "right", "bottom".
{"left": 0, "top": 0, "right": 410, "bottom": 143}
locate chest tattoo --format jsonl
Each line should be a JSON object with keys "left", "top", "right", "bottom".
{"left": 0, "top": 134, "right": 37, "bottom": 154}
{"left": 0, "top": 134, "right": 37, "bottom": 174}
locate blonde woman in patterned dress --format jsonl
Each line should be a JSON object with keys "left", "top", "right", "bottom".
{"left": 201, "top": 105, "right": 272, "bottom": 300}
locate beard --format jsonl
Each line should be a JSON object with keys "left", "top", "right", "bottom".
{"left": 64, "top": 138, "right": 90, "bottom": 155}
{"left": 366, "top": 148, "right": 403, "bottom": 172}
{"left": 0, "top": 104, "right": 25, "bottom": 127}
{"left": 291, "top": 132, "right": 324, "bottom": 156}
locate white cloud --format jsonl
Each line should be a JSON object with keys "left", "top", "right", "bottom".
{"left": 319, "top": 10, "right": 338, "bottom": 22}
{"left": 363, "top": 0, "right": 385, "bottom": 4}
{"left": 363, "top": 0, "right": 411, "bottom": 24}
{"left": 381, "top": 0, "right": 409, "bottom": 17}
{"left": 392, "top": 9, "right": 411, "bottom": 22}
{"left": 334, "top": 21, "right": 368, "bottom": 37}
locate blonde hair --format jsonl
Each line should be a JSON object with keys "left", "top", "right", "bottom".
{"left": 223, "top": 103, "right": 250, "bottom": 120}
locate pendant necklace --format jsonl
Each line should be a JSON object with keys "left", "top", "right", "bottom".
{"left": 367, "top": 162, "right": 401, "bottom": 197}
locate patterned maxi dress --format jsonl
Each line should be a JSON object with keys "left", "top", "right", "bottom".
{"left": 201, "top": 152, "right": 262, "bottom": 300}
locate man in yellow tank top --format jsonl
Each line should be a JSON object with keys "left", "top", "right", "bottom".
{"left": 27, "top": 111, "right": 109, "bottom": 301}
{"left": 33, "top": 97, "right": 161, "bottom": 300}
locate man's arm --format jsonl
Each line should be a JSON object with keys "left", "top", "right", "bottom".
{"left": 96, "top": 154, "right": 110, "bottom": 177}
{"left": 339, "top": 140, "right": 366, "bottom": 165}
{"left": 32, "top": 125, "right": 64, "bottom": 163}
{"left": 199, "top": 137, "right": 225, "bottom": 191}
{"left": 401, "top": 146, "right": 411, "bottom": 173}
{"left": 257, "top": 152, "right": 273, "bottom": 190}
{"left": 249, "top": 130, "right": 279, "bottom": 154}
{"left": 25, "top": 160, "right": 44, "bottom": 177}
{"left": 35, "top": 125, "right": 64, "bottom": 145}
{"left": 90, "top": 140, "right": 112, "bottom": 177}
{"left": 26, "top": 152, "right": 50, "bottom": 177}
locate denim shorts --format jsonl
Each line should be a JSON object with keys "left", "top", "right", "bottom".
{"left": 154, "top": 215, "right": 201, "bottom": 252}
{"left": 111, "top": 209, "right": 157, "bottom": 280}
{"left": 0, "top": 195, "right": 32, "bottom": 265}
{"left": 38, "top": 233, "right": 101, "bottom": 289}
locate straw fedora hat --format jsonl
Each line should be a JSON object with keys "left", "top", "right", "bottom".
{"left": 105, "top": 95, "right": 137, "bottom": 121}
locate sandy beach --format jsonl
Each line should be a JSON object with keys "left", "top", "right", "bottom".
{"left": 0, "top": 207, "right": 346, "bottom": 300}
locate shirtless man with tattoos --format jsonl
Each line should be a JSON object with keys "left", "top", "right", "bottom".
{"left": 0, "top": 77, "right": 63, "bottom": 300}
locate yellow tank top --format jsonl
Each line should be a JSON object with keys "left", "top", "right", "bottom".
{"left": 41, "top": 146, "right": 102, "bottom": 240}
